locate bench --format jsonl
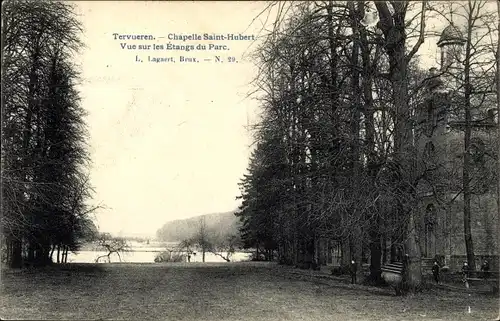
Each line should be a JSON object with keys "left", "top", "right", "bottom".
{"left": 464, "top": 271, "right": 499, "bottom": 293}
{"left": 381, "top": 262, "right": 405, "bottom": 295}
{"left": 464, "top": 271, "right": 499, "bottom": 280}
{"left": 474, "top": 271, "right": 499, "bottom": 279}
{"left": 381, "top": 262, "right": 404, "bottom": 275}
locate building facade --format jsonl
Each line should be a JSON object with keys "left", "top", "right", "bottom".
{"left": 415, "top": 23, "right": 499, "bottom": 272}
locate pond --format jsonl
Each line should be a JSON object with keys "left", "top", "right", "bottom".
{"left": 67, "top": 249, "right": 252, "bottom": 263}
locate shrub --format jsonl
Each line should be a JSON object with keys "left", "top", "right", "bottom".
{"left": 154, "top": 251, "right": 186, "bottom": 263}
{"left": 250, "top": 252, "right": 266, "bottom": 261}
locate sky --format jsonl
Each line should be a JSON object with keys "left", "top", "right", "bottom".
{"left": 72, "top": 1, "right": 490, "bottom": 237}
{"left": 74, "top": 1, "right": 269, "bottom": 237}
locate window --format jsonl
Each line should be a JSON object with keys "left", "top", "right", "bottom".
{"left": 425, "top": 204, "right": 436, "bottom": 228}
{"left": 424, "top": 203, "right": 437, "bottom": 258}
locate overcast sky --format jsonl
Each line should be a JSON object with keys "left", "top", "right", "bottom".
{"left": 74, "top": 1, "right": 272, "bottom": 237}
{"left": 72, "top": 1, "right": 468, "bottom": 237}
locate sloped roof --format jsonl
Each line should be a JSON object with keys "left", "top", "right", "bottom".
{"left": 437, "top": 24, "right": 466, "bottom": 47}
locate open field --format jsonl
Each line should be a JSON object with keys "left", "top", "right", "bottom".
{"left": 1, "top": 262, "right": 498, "bottom": 321}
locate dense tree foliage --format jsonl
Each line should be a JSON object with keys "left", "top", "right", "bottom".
{"left": 235, "top": 0, "right": 498, "bottom": 290}
{"left": 1, "top": 0, "right": 96, "bottom": 267}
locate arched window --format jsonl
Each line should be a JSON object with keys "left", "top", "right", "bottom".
{"left": 424, "top": 204, "right": 437, "bottom": 258}
{"left": 425, "top": 204, "right": 436, "bottom": 228}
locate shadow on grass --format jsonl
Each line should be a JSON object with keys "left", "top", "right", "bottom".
{"left": 279, "top": 272, "right": 397, "bottom": 297}
{"left": 57, "top": 263, "right": 107, "bottom": 272}
{"left": 2, "top": 262, "right": 107, "bottom": 276}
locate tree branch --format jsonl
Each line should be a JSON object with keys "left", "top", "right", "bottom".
{"left": 374, "top": 1, "right": 394, "bottom": 36}
{"left": 406, "top": 0, "right": 427, "bottom": 62}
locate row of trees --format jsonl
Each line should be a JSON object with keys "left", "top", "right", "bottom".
{"left": 1, "top": 0, "right": 97, "bottom": 267}
{"left": 236, "top": 0, "right": 498, "bottom": 290}
{"left": 169, "top": 217, "right": 241, "bottom": 263}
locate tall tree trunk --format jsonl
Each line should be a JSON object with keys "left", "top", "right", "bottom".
{"left": 463, "top": 2, "right": 476, "bottom": 271}
{"left": 327, "top": 0, "right": 339, "bottom": 115}
{"left": 23, "top": 46, "right": 42, "bottom": 265}
{"left": 496, "top": 5, "right": 500, "bottom": 319}
{"left": 27, "top": 242, "right": 35, "bottom": 263}
{"left": 382, "top": 235, "right": 388, "bottom": 265}
{"left": 341, "top": 239, "right": 351, "bottom": 266}
{"left": 357, "top": 0, "right": 382, "bottom": 283}
{"left": 63, "top": 246, "right": 68, "bottom": 263}
{"left": 9, "top": 238, "right": 23, "bottom": 268}
{"left": 5, "top": 242, "right": 11, "bottom": 265}
{"left": 348, "top": 1, "right": 363, "bottom": 269}
{"left": 496, "top": 2, "right": 500, "bottom": 286}
{"left": 374, "top": 1, "right": 422, "bottom": 290}
{"left": 369, "top": 221, "right": 382, "bottom": 283}
{"left": 50, "top": 244, "right": 55, "bottom": 262}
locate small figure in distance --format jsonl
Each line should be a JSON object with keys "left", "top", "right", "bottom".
{"left": 350, "top": 260, "right": 357, "bottom": 284}
{"left": 432, "top": 261, "right": 440, "bottom": 284}
{"left": 481, "top": 259, "right": 490, "bottom": 279}
{"left": 462, "top": 262, "right": 470, "bottom": 288}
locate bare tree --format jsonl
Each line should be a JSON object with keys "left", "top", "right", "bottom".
{"left": 209, "top": 233, "right": 241, "bottom": 262}
{"left": 191, "top": 217, "right": 211, "bottom": 262}
{"left": 372, "top": 0, "right": 429, "bottom": 290}
{"left": 94, "top": 233, "right": 130, "bottom": 263}
{"left": 241, "top": 1, "right": 497, "bottom": 294}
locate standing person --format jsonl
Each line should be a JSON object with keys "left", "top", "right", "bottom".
{"left": 432, "top": 261, "right": 440, "bottom": 284}
{"left": 462, "top": 262, "right": 470, "bottom": 288}
{"left": 462, "top": 262, "right": 469, "bottom": 277}
{"left": 481, "top": 260, "right": 490, "bottom": 279}
{"left": 187, "top": 254, "right": 191, "bottom": 263}
{"left": 350, "top": 260, "right": 357, "bottom": 284}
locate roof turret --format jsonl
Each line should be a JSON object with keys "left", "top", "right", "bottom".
{"left": 437, "top": 24, "right": 466, "bottom": 47}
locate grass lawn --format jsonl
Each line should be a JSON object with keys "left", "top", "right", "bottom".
{"left": 1, "top": 262, "right": 498, "bottom": 320}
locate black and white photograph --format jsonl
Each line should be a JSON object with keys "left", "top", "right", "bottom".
{"left": 1, "top": 1, "right": 499, "bottom": 320}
